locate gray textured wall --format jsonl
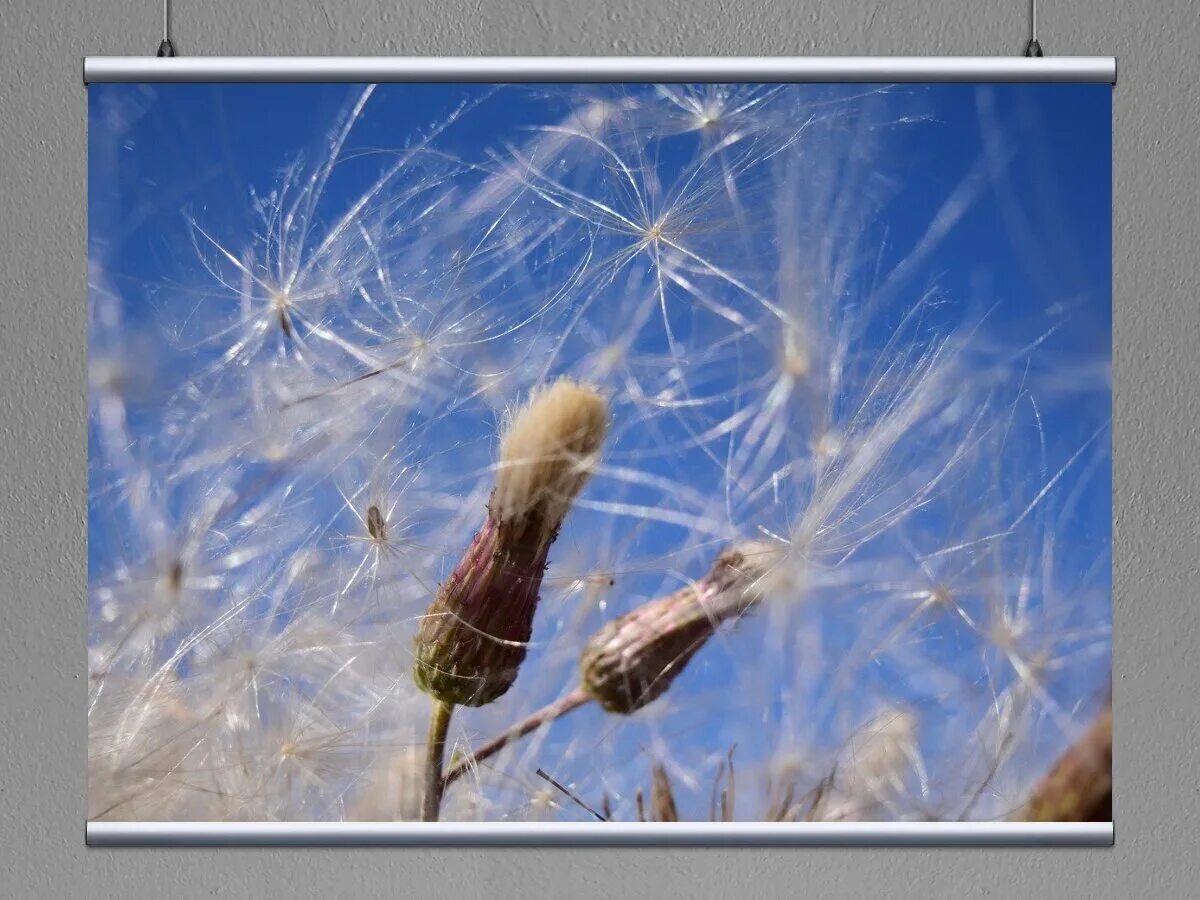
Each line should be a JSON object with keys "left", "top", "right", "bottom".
{"left": 1, "top": 0, "right": 1195, "bottom": 896}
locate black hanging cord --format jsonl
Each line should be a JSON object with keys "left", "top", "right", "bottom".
{"left": 1024, "top": 0, "right": 1044, "bottom": 57}
{"left": 156, "top": 0, "right": 176, "bottom": 57}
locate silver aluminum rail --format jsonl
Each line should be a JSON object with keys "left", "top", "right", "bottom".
{"left": 83, "top": 56, "right": 1117, "bottom": 85}
{"left": 87, "top": 820, "right": 1114, "bottom": 847}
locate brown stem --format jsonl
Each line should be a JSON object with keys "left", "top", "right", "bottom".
{"left": 443, "top": 687, "right": 592, "bottom": 788}
{"left": 420, "top": 699, "right": 455, "bottom": 822}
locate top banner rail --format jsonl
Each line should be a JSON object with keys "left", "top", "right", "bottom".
{"left": 83, "top": 56, "right": 1117, "bottom": 85}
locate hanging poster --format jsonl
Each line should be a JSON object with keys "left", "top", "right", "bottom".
{"left": 87, "top": 65, "right": 1112, "bottom": 841}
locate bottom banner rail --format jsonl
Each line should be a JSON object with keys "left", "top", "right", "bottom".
{"left": 87, "top": 821, "right": 1114, "bottom": 847}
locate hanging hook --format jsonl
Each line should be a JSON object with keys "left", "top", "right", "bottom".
{"left": 1024, "top": 0, "right": 1044, "bottom": 57}
{"left": 156, "top": 0, "right": 176, "bottom": 57}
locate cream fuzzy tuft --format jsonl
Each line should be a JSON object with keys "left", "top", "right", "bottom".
{"left": 718, "top": 540, "right": 786, "bottom": 586}
{"left": 493, "top": 379, "right": 608, "bottom": 528}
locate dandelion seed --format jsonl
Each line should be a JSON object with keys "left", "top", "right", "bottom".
{"left": 271, "top": 290, "right": 295, "bottom": 339}
{"left": 366, "top": 504, "right": 386, "bottom": 542}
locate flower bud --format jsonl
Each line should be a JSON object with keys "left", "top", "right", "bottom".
{"left": 579, "top": 541, "right": 780, "bottom": 714}
{"left": 414, "top": 380, "right": 607, "bottom": 707}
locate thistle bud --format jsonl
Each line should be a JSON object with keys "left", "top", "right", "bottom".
{"left": 414, "top": 380, "right": 608, "bottom": 707}
{"left": 579, "top": 541, "right": 781, "bottom": 714}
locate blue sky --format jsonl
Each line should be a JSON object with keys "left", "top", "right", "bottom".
{"left": 90, "top": 79, "right": 1112, "bottom": 570}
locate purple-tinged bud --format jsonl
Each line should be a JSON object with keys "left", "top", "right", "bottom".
{"left": 414, "top": 380, "right": 607, "bottom": 707}
{"left": 579, "top": 541, "right": 781, "bottom": 714}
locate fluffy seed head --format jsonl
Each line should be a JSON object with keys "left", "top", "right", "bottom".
{"left": 413, "top": 379, "right": 609, "bottom": 707}
{"left": 493, "top": 380, "right": 608, "bottom": 531}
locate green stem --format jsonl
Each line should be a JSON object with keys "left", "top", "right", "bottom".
{"left": 443, "top": 687, "right": 592, "bottom": 788}
{"left": 420, "top": 699, "right": 455, "bottom": 822}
